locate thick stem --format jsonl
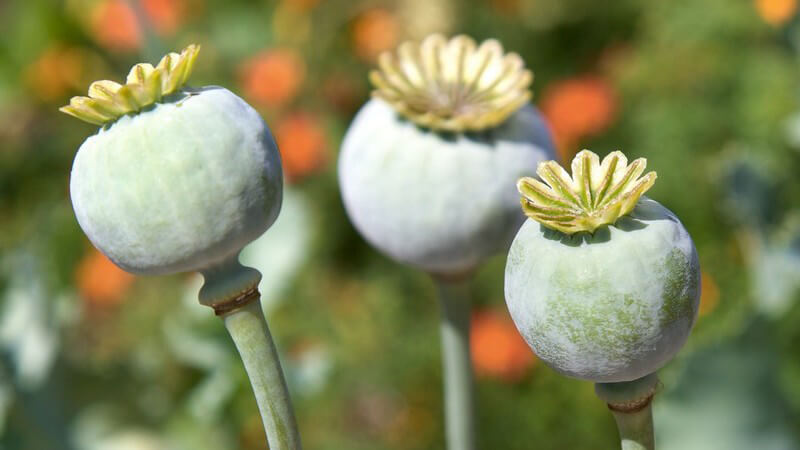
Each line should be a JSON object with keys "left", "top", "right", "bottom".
{"left": 434, "top": 276, "right": 476, "bottom": 450}
{"left": 222, "top": 300, "right": 302, "bottom": 450}
{"left": 609, "top": 403, "right": 654, "bottom": 450}
{"left": 595, "top": 372, "right": 659, "bottom": 450}
{"left": 200, "top": 257, "right": 301, "bottom": 449}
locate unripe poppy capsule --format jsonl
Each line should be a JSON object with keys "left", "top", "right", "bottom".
{"left": 505, "top": 150, "right": 700, "bottom": 382}
{"left": 339, "top": 34, "right": 557, "bottom": 275}
{"left": 62, "top": 45, "right": 283, "bottom": 277}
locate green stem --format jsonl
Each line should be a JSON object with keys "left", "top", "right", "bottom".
{"left": 222, "top": 300, "right": 302, "bottom": 450}
{"left": 434, "top": 276, "right": 476, "bottom": 450}
{"left": 609, "top": 403, "right": 655, "bottom": 450}
{"left": 595, "top": 372, "right": 659, "bottom": 450}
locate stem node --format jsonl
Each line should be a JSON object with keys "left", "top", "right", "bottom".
{"left": 595, "top": 373, "right": 659, "bottom": 450}
{"left": 199, "top": 256, "right": 302, "bottom": 450}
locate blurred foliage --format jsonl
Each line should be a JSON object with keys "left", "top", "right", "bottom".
{"left": 1, "top": 0, "right": 800, "bottom": 449}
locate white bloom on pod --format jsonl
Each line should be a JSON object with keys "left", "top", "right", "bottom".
{"left": 339, "top": 34, "right": 557, "bottom": 275}
{"left": 62, "top": 45, "right": 282, "bottom": 286}
{"left": 504, "top": 150, "right": 701, "bottom": 383}
{"left": 62, "top": 47, "right": 302, "bottom": 450}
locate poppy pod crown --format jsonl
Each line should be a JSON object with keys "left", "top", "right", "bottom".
{"left": 517, "top": 150, "right": 657, "bottom": 234}
{"left": 60, "top": 44, "right": 200, "bottom": 125}
{"left": 370, "top": 34, "right": 532, "bottom": 132}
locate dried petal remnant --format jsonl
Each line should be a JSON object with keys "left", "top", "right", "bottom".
{"left": 517, "top": 150, "right": 656, "bottom": 234}
{"left": 370, "top": 34, "right": 532, "bottom": 132}
{"left": 60, "top": 44, "right": 200, "bottom": 125}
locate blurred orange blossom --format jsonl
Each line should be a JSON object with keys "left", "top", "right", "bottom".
{"left": 25, "top": 46, "right": 86, "bottom": 102}
{"left": 76, "top": 248, "right": 135, "bottom": 307}
{"left": 539, "top": 75, "right": 617, "bottom": 161}
{"left": 141, "top": 0, "right": 188, "bottom": 35}
{"left": 274, "top": 112, "right": 328, "bottom": 182}
{"left": 351, "top": 8, "right": 400, "bottom": 62}
{"left": 90, "top": 0, "right": 142, "bottom": 52}
{"left": 470, "top": 309, "right": 536, "bottom": 382}
{"left": 755, "top": 0, "right": 798, "bottom": 26}
{"left": 238, "top": 48, "right": 306, "bottom": 108}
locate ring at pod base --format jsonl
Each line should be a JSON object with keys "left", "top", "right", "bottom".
{"left": 61, "top": 45, "right": 301, "bottom": 450}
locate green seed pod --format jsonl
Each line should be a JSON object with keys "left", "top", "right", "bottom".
{"left": 339, "top": 34, "right": 556, "bottom": 275}
{"left": 61, "top": 46, "right": 300, "bottom": 450}
{"left": 504, "top": 150, "right": 700, "bottom": 382}
{"left": 62, "top": 45, "right": 282, "bottom": 276}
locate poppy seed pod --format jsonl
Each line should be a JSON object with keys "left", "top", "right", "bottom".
{"left": 61, "top": 47, "right": 301, "bottom": 450}
{"left": 63, "top": 45, "right": 283, "bottom": 276}
{"left": 339, "top": 34, "right": 557, "bottom": 275}
{"left": 504, "top": 150, "right": 700, "bottom": 383}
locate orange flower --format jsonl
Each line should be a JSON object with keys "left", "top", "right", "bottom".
{"left": 90, "top": 0, "right": 142, "bottom": 52}
{"left": 274, "top": 112, "right": 328, "bottom": 182}
{"left": 698, "top": 271, "right": 720, "bottom": 317}
{"left": 76, "top": 248, "right": 135, "bottom": 307}
{"left": 539, "top": 76, "right": 617, "bottom": 161}
{"left": 24, "top": 46, "right": 86, "bottom": 102}
{"left": 755, "top": 0, "right": 797, "bottom": 26}
{"left": 351, "top": 8, "right": 399, "bottom": 62}
{"left": 141, "top": 0, "right": 187, "bottom": 35}
{"left": 470, "top": 309, "right": 536, "bottom": 382}
{"left": 238, "top": 49, "right": 305, "bottom": 108}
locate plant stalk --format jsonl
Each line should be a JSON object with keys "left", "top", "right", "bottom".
{"left": 222, "top": 299, "right": 302, "bottom": 450}
{"left": 595, "top": 372, "right": 659, "bottom": 450}
{"left": 434, "top": 276, "right": 476, "bottom": 450}
{"left": 609, "top": 402, "right": 655, "bottom": 450}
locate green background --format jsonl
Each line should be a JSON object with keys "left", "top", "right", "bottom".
{"left": 1, "top": 0, "right": 799, "bottom": 448}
